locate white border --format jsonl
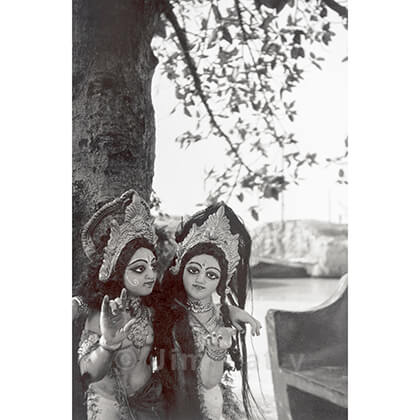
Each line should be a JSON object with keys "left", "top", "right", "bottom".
{"left": 1, "top": 1, "right": 419, "bottom": 418}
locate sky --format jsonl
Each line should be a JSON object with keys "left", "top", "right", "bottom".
{"left": 151, "top": 25, "right": 347, "bottom": 228}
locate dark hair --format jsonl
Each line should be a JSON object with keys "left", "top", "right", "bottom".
{"left": 76, "top": 237, "right": 157, "bottom": 311}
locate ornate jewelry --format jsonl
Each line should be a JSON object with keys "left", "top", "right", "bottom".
{"left": 78, "top": 329, "right": 100, "bottom": 362}
{"left": 73, "top": 296, "right": 88, "bottom": 315}
{"left": 126, "top": 297, "right": 152, "bottom": 349}
{"left": 127, "top": 296, "right": 143, "bottom": 316}
{"left": 170, "top": 205, "right": 240, "bottom": 284}
{"left": 187, "top": 299, "right": 214, "bottom": 313}
{"left": 189, "top": 306, "right": 219, "bottom": 346}
{"left": 99, "top": 335, "right": 122, "bottom": 352}
{"left": 81, "top": 190, "right": 157, "bottom": 283}
{"left": 205, "top": 346, "right": 227, "bottom": 362}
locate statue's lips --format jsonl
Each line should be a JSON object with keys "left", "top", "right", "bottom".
{"left": 192, "top": 284, "right": 206, "bottom": 291}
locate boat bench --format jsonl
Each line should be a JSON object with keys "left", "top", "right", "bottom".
{"left": 266, "top": 275, "right": 348, "bottom": 420}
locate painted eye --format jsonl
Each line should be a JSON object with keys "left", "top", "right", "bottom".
{"left": 133, "top": 265, "right": 145, "bottom": 274}
{"left": 207, "top": 271, "right": 219, "bottom": 281}
{"left": 187, "top": 266, "right": 199, "bottom": 275}
{"left": 151, "top": 263, "right": 158, "bottom": 272}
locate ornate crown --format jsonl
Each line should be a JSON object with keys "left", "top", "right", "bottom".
{"left": 170, "top": 205, "right": 240, "bottom": 284}
{"left": 81, "top": 190, "right": 157, "bottom": 283}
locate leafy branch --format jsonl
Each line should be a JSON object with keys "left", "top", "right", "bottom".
{"left": 154, "top": 0, "right": 348, "bottom": 218}
{"left": 162, "top": 0, "right": 253, "bottom": 173}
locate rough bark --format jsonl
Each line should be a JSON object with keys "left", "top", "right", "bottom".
{"left": 73, "top": 1, "right": 160, "bottom": 418}
{"left": 73, "top": 0, "right": 161, "bottom": 288}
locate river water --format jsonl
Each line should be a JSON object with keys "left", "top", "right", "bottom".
{"left": 236, "top": 277, "right": 341, "bottom": 419}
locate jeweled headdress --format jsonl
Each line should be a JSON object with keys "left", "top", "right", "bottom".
{"left": 170, "top": 205, "right": 240, "bottom": 284}
{"left": 81, "top": 189, "right": 157, "bottom": 283}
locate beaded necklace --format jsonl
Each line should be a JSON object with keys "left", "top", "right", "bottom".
{"left": 186, "top": 298, "right": 214, "bottom": 313}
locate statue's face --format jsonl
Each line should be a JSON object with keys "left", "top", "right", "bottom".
{"left": 182, "top": 254, "right": 221, "bottom": 301}
{"left": 123, "top": 247, "right": 157, "bottom": 296}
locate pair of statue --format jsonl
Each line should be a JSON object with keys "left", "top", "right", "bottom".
{"left": 73, "top": 189, "right": 262, "bottom": 419}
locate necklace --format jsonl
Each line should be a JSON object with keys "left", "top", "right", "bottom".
{"left": 127, "top": 296, "right": 143, "bottom": 317}
{"left": 126, "top": 296, "right": 151, "bottom": 349}
{"left": 186, "top": 299, "right": 214, "bottom": 313}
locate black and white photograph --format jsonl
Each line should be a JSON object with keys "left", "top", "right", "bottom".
{"left": 71, "top": 1, "right": 348, "bottom": 419}
{"left": 3, "top": 2, "right": 419, "bottom": 420}
{"left": 9, "top": 2, "right": 420, "bottom": 420}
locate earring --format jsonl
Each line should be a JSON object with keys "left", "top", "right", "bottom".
{"left": 225, "top": 286, "right": 231, "bottom": 295}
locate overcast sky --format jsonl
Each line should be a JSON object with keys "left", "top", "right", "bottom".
{"left": 152, "top": 25, "right": 347, "bottom": 228}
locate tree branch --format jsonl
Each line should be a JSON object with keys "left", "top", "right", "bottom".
{"left": 162, "top": 0, "right": 253, "bottom": 173}
{"left": 235, "top": 0, "right": 248, "bottom": 40}
{"left": 322, "top": 0, "right": 348, "bottom": 19}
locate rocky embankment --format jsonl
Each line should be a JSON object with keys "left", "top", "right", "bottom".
{"left": 251, "top": 220, "right": 348, "bottom": 278}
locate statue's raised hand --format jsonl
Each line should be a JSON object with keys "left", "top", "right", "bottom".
{"left": 100, "top": 289, "right": 136, "bottom": 346}
{"left": 206, "top": 326, "right": 236, "bottom": 351}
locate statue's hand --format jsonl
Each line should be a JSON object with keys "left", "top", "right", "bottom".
{"left": 100, "top": 289, "right": 135, "bottom": 346}
{"left": 206, "top": 327, "right": 236, "bottom": 351}
{"left": 228, "top": 305, "right": 262, "bottom": 336}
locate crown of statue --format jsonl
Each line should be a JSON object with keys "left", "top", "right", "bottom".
{"left": 170, "top": 205, "right": 240, "bottom": 284}
{"left": 81, "top": 189, "right": 157, "bottom": 283}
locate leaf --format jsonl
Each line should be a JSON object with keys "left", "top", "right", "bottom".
{"left": 312, "top": 60, "right": 322, "bottom": 70}
{"left": 221, "top": 26, "right": 233, "bottom": 44}
{"left": 322, "top": 32, "right": 332, "bottom": 45}
{"left": 263, "top": 185, "right": 279, "bottom": 200}
{"left": 261, "top": 15, "right": 277, "bottom": 31}
{"left": 250, "top": 208, "right": 259, "bottom": 221}
{"left": 184, "top": 107, "right": 192, "bottom": 117}
{"left": 201, "top": 18, "right": 208, "bottom": 31}
{"left": 297, "top": 47, "right": 305, "bottom": 58}
{"left": 212, "top": 4, "right": 222, "bottom": 22}
{"left": 293, "top": 30, "right": 305, "bottom": 45}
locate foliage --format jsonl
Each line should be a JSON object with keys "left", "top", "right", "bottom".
{"left": 153, "top": 0, "right": 347, "bottom": 220}
{"left": 326, "top": 136, "right": 348, "bottom": 185}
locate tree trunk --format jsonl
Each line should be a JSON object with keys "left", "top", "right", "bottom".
{"left": 73, "top": 1, "right": 160, "bottom": 418}
{"left": 73, "top": 0, "right": 160, "bottom": 288}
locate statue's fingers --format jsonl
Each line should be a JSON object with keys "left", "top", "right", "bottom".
{"left": 101, "top": 295, "right": 111, "bottom": 317}
{"left": 114, "top": 297, "right": 123, "bottom": 310}
{"left": 122, "top": 318, "right": 136, "bottom": 334}
{"left": 225, "top": 327, "right": 236, "bottom": 338}
{"left": 120, "top": 288, "right": 127, "bottom": 307}
{"left": 211, "top": 331, "right": 218, "bottom": 346}
{"left": 231, "top": 320, "right": 244, "bottom": 333}
{"left": 218, "top": 334, "right": 231, "bottom": 349}
{"left": 109, "top": 301, "right": 118, "bottom": 315}
{"left": 249, "top": 319, "right": 258, "bottom": 336}
{"left": 205, "top": 335, "right": 212, "bottom": 348}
